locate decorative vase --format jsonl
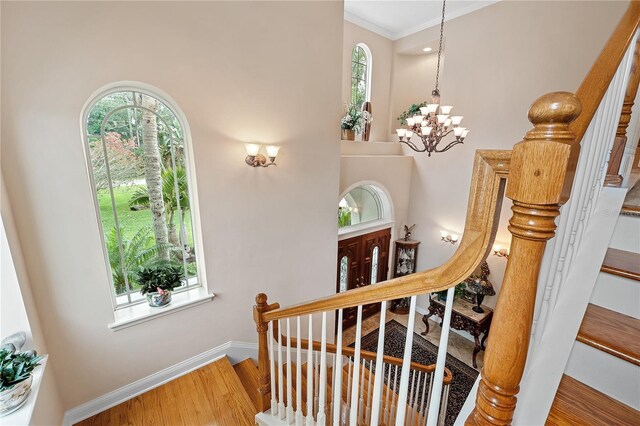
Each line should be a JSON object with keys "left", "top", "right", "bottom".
{"left": 362, "top": 101, "right": 372, "bottom": 142}
{"left": 146, "top": 291, "right": 172, "bottom": 307}
{"left": 341, "top": 129, "right": 355, "bottom": 141}
{"left": 0, "top": 376, "right": 32, "bottom": 417}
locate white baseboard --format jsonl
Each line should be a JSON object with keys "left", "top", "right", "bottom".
{"left": 63, "top": 341, "right": 257, "bottom": 426}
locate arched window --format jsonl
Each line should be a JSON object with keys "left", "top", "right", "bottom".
{"left": 83, "top": 86, "right": 202, "bottom": 308}
{"left": 338, "top": 184, "right": 390, "bottom": 230}
{"left": 351, "top": 43, "right": 372, "bottom": 109}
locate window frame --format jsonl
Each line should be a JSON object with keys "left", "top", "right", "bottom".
{"left": 80, "top": 82, "right": 208, "bottom": 311}
{"left": 350, "top": 43, "right": 372, "bottom": 109}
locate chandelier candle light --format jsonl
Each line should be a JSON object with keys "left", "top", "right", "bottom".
{"left": 396, "top": 0, "right": 469, "bottom": 156}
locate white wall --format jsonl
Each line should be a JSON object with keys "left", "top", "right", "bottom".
{"left": 390, "top": 0, "right": 628, "bottom": 312}
{"left": 343, "top": 21, "right": 394, "bottom": 142}
{"left": 1, "top": 0, "right": 343, "bottom": 411}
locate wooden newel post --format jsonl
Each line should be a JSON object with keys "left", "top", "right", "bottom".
{"left": 467, "top": 92, "right": 582, "bottom": 425}
{"left": 254, "top": 293, "right": 271, "bottom": 413}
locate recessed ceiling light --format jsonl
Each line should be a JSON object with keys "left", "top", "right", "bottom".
{"left": 423, "top": 47, "right": 433, "bottom": 52}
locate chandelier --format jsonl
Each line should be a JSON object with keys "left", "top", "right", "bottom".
{"left": 396, "top": 0, "right": 469, "bottom": 156}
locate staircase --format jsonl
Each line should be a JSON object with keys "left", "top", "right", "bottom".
{"left": 547, "top": 201, "right": 640, "bottom": 424}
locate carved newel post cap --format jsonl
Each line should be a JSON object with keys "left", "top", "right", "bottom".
{"left": 527, "top": 92, "right": 582, "bottom": 126}
{"left": 255, "top": 293, "right": 268, "bottom": 305}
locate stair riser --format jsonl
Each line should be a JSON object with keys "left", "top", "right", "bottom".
{"left": 610, "top": 214, "right": 640, "bottom": 253}
{"left": 591, "top": 272, "right": 640, "bottom": 318}
{"left": 565, "top": 341, "right": 640, "bottom": 410}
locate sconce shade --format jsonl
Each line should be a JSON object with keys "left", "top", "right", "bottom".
{"left": 245, "top": 144, "right": 260, "bottom": 156}
{"left": 266, "top": 145, "right": 281, "bottom": 158}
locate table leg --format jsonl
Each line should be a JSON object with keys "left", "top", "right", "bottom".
{"left": 481, "top": 332, "right": 488, "bottom": 350}
{"left": 421, "top": 313, "right": 433, "bottom": 335}
{"left": 472, "top": 333, "right": 481, "bottom": 369}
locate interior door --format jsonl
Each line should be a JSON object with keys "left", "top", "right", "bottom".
{"left": 336, "top": 228, "right": 391, "bottom": 330}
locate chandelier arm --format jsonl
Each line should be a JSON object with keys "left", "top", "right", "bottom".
{"left": 400, "top": 139, "right": 428, "bottom": 153}
{"left": 434, "top": 139, "right": 463, "bottom": 153}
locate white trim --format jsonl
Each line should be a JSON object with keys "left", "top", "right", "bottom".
{"left": 108, "top": 288, "right": 215, "bottom": 331}
{"left": 338, "top": 219, "right": 394, "bottom": 241}
{"left": 345, "top": 1, "right": 499, "bottom": 41}
{"left": 344, "top": 11, "right": 395, "bottom": 40}
{"left": 63, "top": 341, "right": 258, "bottom": 426}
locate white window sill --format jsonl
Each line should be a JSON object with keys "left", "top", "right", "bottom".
{"left": 108, "top": 288, "right": 214, "bottom": 331}
{"left": 338, "top": 220, "right": 394, "bottom": 240}
{"left": 2, "top": 355, "right": 48, "bottom": 425}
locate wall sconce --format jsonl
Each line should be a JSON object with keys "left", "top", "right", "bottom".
{"left": 493, "top": 244, "right": 509, "bottom": 259}
{"left": 245, "top": 144, "right": 281, "bottom": 167}
{"left": 440, "top": 230, "right": 459, "bottom": 244}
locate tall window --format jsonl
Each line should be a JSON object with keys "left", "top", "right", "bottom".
{"left": 84, "top": 89, "right": 200, "bottom": 308}
{"left": 351, "top": 43, "right": 371, "bottom": 109}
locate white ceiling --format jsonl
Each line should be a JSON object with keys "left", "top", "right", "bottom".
{"left": 344, "top": 0, "right": 498, "bottom": 40}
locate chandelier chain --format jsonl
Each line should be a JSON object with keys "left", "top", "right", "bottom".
{"left": 435, "top": 0, "right": 446, "bottom": 92}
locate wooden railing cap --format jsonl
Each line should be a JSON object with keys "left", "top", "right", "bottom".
{"left": 527, "top": 92, "right": 582, "bottom": 128}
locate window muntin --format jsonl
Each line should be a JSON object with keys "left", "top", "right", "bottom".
{"left": 338, "top": 185, "right": 382, "bottom": 229}
{"left": 351, "top": 44, "right": 370, "bottom": 109}
{"left": 84, "top": 90, "right": 200, "bottom": 308}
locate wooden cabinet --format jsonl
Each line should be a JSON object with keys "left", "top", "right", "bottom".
{"left": 336, "top": 228, "right": 391, "bottom": 329}
{"left": 390, "top": 239, "right": 420, "bottom": 314}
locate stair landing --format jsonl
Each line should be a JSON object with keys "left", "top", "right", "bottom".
{"left": 76, "top": 356, "right": 257, "bottom": 425}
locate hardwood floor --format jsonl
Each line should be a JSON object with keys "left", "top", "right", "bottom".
{"left": 76, "top": 356, "right": 257, "bottom": 426}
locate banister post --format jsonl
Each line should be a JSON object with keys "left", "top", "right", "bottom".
{"left": 467, "top": 92, "right": 582, "bottom": 425}
{"left": 254, "top": 293, "right": 271, "bottom": 413}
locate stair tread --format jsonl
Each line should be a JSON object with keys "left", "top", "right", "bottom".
{"left": 577, "top": 303, "right": 640, "bottom": 366}
{"left": 547, "top": 374, "right": 640, "bottom": 425}
{"left": 601, "top": 248, "right": 640, "bottom": 281}
{"left": 233, "top": 358, "right": 260, "bottom": 412}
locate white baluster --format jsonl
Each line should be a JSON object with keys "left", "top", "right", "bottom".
{"left": 395, "top": 295, "right": 417, "bottom": 426}
{"left": 344, "top": 358, "right": 352, "bottom": 425}
{"left": 424, "top": 373, "right": 434, "bottom": 425}
{"left": 383, "top": 364, "right": 392, "bottom": 425}
{"left": 333, "top": 309, "right": 344, "bottom": 426}
{"left": 278, "top": 319, "right": 285, "bottom": 419}
{"left": 419, "top": 372, "right": 429, "bottom": 425}
{"left": 370, "top": 301, "right": 387, "bottom": 425}
{"left": 287, "top": 318, "right": 294, "bottom": 424}
{"left": 269, "top": 321, "right": 277, "bottom": 416}
{"left": 349, "top": 305, "right": 363, "bottom": 425}
{"left": 317, "top": 312, "right": 328, "bottom": 425}
{"left": 296, "top": 317, "right": 303, "bottom": 425}
{"left": 437, "top": 385, "right": 450, "bottom": 426}
{"left": 408, "top": 369, "right": 417, "bottom": 426}
{"left": 390, "top": 365, "right": 398, "bottom": 425}
{"left": 358, "top": 359, "right": 366, "bottom": 425}
{"left": 314, "top": 352, "right": 320, "bottom": 419}
{"left": 365, "top": 360, "right": 374, "bottom": 425}
{"left": 426, "top": 288, "right": 454, "bottom": 426}
{"left": 306, "top": 315, "right": 314, "bottom": 425}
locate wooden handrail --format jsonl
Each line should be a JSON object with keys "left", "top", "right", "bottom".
{"left": 263, "top": 150, "right": 510, "bottom": 323}
{"left": 563, "top": 1, "right": 640, "bottom": 197}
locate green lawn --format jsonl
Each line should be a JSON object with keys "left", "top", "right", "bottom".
{"left": 97, "top": 185, "right": 194, "bottom": 245}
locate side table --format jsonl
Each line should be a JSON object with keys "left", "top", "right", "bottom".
{"left": 421, "top": 296, "right": 493, "bottom": 368}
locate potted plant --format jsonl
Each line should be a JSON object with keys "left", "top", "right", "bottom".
{"left": 340, "top": 103, "right": 364, "bottom": 141}
{"left": 0, "top": 345, "right": 44, "bottom": 416}
{"left": 138, "top": 260, "right": 184, "bottom": 307}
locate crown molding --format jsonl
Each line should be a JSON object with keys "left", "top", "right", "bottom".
{"left": 344, "top": 10, "right": 396, "bottom": 40}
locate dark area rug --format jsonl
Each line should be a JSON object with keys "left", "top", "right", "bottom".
{"left": 349, "top": 319, "right": 478, "bottom": 426}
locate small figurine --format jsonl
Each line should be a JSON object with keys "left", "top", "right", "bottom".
{"left": 403, "top": 224, "right": 416, "bottom": 241}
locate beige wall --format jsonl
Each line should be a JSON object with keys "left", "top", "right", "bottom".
{"left": 1, "top": 0, "right": 343, "bottom": 410}
{"left": 390, "top": 1, "right": 628, "bottom": 310}
{"left": 343, "top": 21, "right": 393, "bottom": 142}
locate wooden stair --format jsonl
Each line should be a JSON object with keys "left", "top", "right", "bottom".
{"left": 576, "top": 303, "right": 640, "bottom": 366}
{"left": 600, "top": 248, "right": 640, "bottom": 281}
{"left": 234, "top": 358, "right": 261, "bottom": 412}
{"left": 547, "top": 375, "right": 640, "bottom": 425}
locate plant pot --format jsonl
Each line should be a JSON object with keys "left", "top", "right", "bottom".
{"left": 0, "top": 376, "right": 32, "bottom": 417}
{"left": 146, "top": 291, "right": 172, "bottom": 307}
{"left": 341, "top": 129, "right": 355, "bottom": 141}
